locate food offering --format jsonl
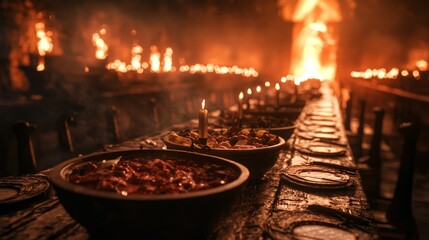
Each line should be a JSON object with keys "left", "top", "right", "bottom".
{"left": 212, "top": 112, "right": 296, "bottom": 140}
{"left": 49, "top": 149, "right": 249, "bottom": 239}
{"left": 165, "top": 127, "right": 281, "bottom": 149}
{"left": 163, "top": 127, "right": 286, "bottom": 179}
{"left": 67, "top": 156, "right": 239, "bottom": 195}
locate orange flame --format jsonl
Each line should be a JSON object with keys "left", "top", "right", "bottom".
{"left": 264, "top": 81, "right": 271, "bottom": 87}
{"left": 163, "top": 47, "right": 174, "bottom": 72}
{"left": 150, "top": 46, "right": 161, "bottom": 72}
{"left": 256, "top": 86, "right": 261, "bottom": 93}
{"left": 131, "top": 44, "right": 143, "bottom": 70}
{"left": 35, "top": 22, "right": 53, "bottom": 71}
{"left": 416, "top": 60, "right": 428, "bottom": 71}
{"left": 201, "top": 99, "right": 206, "bottom": 109}
{"left": 239, "top": 92, "right": 244, "bottom": 100}
{"left": 92, "top": 29, "right": 108, "bottom": 59}
{"left": 275, "top": 83, "right": 280, "bottom": 91}
{"left": 247, "top": 88, "right": 252, "bottom": 95}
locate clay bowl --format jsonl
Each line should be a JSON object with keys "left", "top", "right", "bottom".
{"left": 50, "top": 149, "right": 249, "bottom": 239}
{"left": 163, "top": 131, "right": 285, "bottom": 179}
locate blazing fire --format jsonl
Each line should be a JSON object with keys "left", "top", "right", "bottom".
{"left": 278, "top": 0, "right": 341, "bottom": 81}
{"left": 92, "top": 29, "right": 108, "bottom": 60}
{"left": 35, "top": 22, "right": 53, "bottom": 71}
{"left": 131, "top": 43, "right": 144, "bottom": 73}
{"left": 97, "top": 27, "right": 257, "bottom": 77}
{"left": 150, "top": 46, "right": 161, "bottom": 73}
{"left": 350, "top": 60, "right": 427, "bottom": 80}
{"left": 163, "top": 47, "right": 174, "bottom": 72}
{"left": 178, "top": 64, "right": 258, "bottom": 77}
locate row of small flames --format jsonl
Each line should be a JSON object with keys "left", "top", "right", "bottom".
{"left": 350, "top": 60, "right": 428, "bottom": 80}
{"left": 34, "top": 23, "right": 258, "bottom": 78}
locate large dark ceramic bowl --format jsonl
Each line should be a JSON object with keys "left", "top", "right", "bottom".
{"left": 50, "top": 149, "right": 249, "bottom": 239}
{"left": 163, "top": 133, "right": 285, "bottom": 179}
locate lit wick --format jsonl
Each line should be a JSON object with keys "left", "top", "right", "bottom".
{"left": 294, "top": 79, "right": 300, "bottom": 101}
{"left": 264, "top": 81, "right": 270, "bottom": 104}
{"left": 238, "top": 92, "right": 244, "bottom": 128}
{"left": 246, "top": 88, "right": 252, "bottom": 109}
{"left": 256, "top": 86, "right": 261, "bottom": 107}
{"left": 275, "top": 83, "right": 280, "bottom": 108}
{"left": 199, "top": 99, "right": 208, "bottom": 144}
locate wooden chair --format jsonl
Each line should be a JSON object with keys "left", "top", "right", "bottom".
{"left": 106, "top": 105, "right": 122, "bottom": 143}
{"left": 372, "top": 122, "right": 420, "bottom": 240}
{"left": 13, "top": 121, "right": 37, "bottom": 174}
{"left": 357, "top": 107, "right": 385, "bottom": 200}
{"left": 57, "top": 114, "right": 77, "bottom": 153}
{"left": 344, "top": 91, "right": 353, "bottom": 131}
{"left": 348, "top": 100, "right": 366, "bottom": 159}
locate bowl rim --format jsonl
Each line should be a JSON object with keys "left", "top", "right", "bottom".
{"left": 162, "top": 130, "right": 286, "bottom": 153}
{"left": 49, "top": 149, "right": 250, "bottom": 201}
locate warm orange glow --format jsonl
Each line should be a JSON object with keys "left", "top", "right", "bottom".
{"left": 201, "top": 99, "right": 206, "bottom": 110}
{"left": 416, "top": 60, "right": 428, "bottom": 71}
{"left": 239, "top": 92, "right": 244, "bottom": 100}
{"left": 401, "top": 70, "right": 409, "bottom": 77}
{"left": 163, "top": 47, "right": 174, "bottom": 72}
{"left": 92, "top": 30, "right": 108, "bottom": 60}
{"left": 412, "top": 70, "right": 420, "bottom": 79}
{"left": 84, "top": 66, "right": 89, "bottom": 73}
{"left": 256, "top": 86, "right": 261, "bottom": 93}
{"left": 131, "top": 44, "right": 143, "bottom": 70}
{"left": 35, "top": 22, "right": 53, "bottom": 56}
{"left": 280, "top": 77, "right": 287, "bottom": 83}
{"left": 247, "top": 88, "right": 252, "bottom": 95}
{"left": 150, "top": 46, "right": 161, "bottom": 72}
{"left": 288, "top": 0, "right": 341, "bottom": 82}
{"left": 275, "top": 83, "right": 280, "bottom": 91}
{"left": 264, "top": 81, "right": 271, "bottom": 87}
{"left": 178, "top": 63, "right": 258, "bottom": 77}
{"left": 35, "top": 22, "right": 53, "bottom": 71}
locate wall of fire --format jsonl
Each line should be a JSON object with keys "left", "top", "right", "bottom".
{"left": 1, "top": 0, "right": 429, "bottom": 176}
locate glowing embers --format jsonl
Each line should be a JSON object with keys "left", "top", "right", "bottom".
{"left": 35, "top": 22, "right": 53, "bottom": 71}
{"left": 92, "top": 28, "right": 108, "bottom": 60}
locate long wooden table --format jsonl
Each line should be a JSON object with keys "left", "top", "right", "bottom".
{"left": 0, "top": 85, "right": 379, "bottom": 239}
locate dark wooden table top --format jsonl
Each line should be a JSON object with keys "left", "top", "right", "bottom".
{"left": 0, "top": 86, "right": 379, "bottom": 239}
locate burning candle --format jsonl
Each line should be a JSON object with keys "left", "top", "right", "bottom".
{"left": 294, "top": 79, "right": 300, "bottom": 100}
{"left": 275, "top": 83, "right": 280, "bottom": 108}
{"left": 199, "top": 99, "right": 208, "bottom": 142}
{"left": 238, "top": 92, "right": 244, "bottom": 128}
{"left": 256, "top": 85, "right": 261, "bottom": 106}
{"left": 246, "top": 88, "right": 252, "bottom": 109}
{"left": 264, "top": 81, "right": 270, "bottom": 104}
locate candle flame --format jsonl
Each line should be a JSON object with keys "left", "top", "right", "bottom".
{"left": 247, "top": 88, "right": 252, "bottom": 95}
{"left": 92, "top": 30, "right": 108, "bottom": 60}
{"left": 256, "top": 86, "right": 261, "bottom": 93}
{"left": 280, "top": 77, "right": 287, "bottom": 83}
{"left": 150, "top": 46, "right": 161, "bottom": 72}
{"left": 84, "top": 66, "right": 89, "bottom": 73}
{"left": 239, "top": 92, "right": 244, "bottom": 100}
{"left": 163, "top": 47, "right": 174, "bottom": 72}
{"left": 275, "top": 83, "right": 280, "bottom": 91}
{"left": 401, "top": 70, "right": 409, "bottom": 77}
{"left": 131, "top": 44, "right": 143, "bottom": 70}
{"left": 264, "top": 81, "right": 271, "bottom": 87}
{"left": 416, "top": 60, "right": 428, "bottom": 71}
{"left": 201, "top": 99, "right": 206, "bottom": 109}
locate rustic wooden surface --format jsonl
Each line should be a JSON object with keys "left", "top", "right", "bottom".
{"left": 0, "top": 85, "right": 379, "bottom": 240}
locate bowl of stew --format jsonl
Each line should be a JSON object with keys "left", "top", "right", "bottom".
{"left": 50, "top": 149, "right": 249, "bottom": 239}
{"left": 163, "top": 128, "right": 285, "bottom": 179}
